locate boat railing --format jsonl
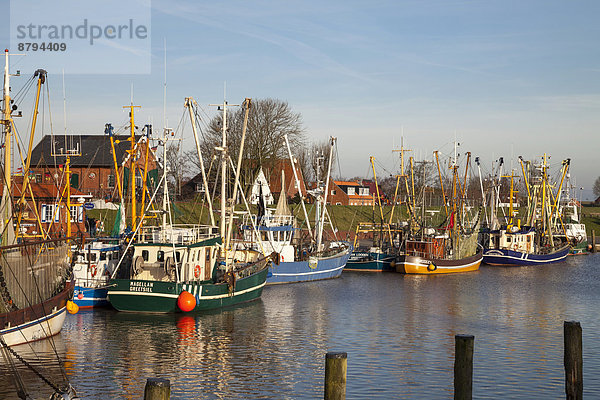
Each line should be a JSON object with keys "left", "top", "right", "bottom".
{"left": 138, "top": 225, "right": 219, "bottom": 245}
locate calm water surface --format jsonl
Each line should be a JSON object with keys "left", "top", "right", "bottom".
{"left": 1, "top": 254, "right": 599, "bottom": 399}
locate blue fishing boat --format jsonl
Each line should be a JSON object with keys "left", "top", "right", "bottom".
{"left": 482, "top": 245, "right": 570, "bottom": 266}
{"left": 240, "top": 202, "right": 352, "bottom": 284}
{"left": 345, "top": 249, "right": 395, "bottom": 272}
{"left": 73, "top": 240, "right": 122, "bottom": 308}
{"left": 481, "top": 226, "right": 570, "bottom": 266}
{"left": 241, "top": 135, "right": 352, "bottom": 284}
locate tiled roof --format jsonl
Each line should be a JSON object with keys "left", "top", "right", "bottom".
{"left": 28, "top": 134, "right": 142, "bottom": 168}
{"left": 334, "top": 180, "right": 360, "bottom": 186}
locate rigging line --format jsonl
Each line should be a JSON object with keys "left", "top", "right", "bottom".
{"left": 0, "top": 337, "right": 62, "bottom": 394}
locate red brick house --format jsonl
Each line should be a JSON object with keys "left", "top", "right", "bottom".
{"left": 9, "top": 176, "right": 92, "bottom": 238}
{"left": 329, "top": 180, "right": 374, "bottom": 206}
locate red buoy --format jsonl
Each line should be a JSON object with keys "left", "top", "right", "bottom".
{"left": 177, "top": 290, "right": 196, "bottom": 312}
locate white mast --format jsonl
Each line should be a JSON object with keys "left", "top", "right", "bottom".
{"left": 1, "top": 50, "right": 15, "bottom": 245}
{"left": 284, "top": 134, "right": 313, "bottom": 242}
{"left": 316, "top": 136, "right": 335, "bottom": 252}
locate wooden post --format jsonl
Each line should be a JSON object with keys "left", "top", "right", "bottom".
{"left": 144, "top": 378, "right": 170, "bottom": 400}
{"left": 324, "top": 352, "right": 347, "bottom": 400}
{"left": 454, "top": 334, "right": 474, "bottom": 400}
{"left": 592, "top": 230, "right": 596, "bottom": 253}
{"left": 564, "top": 321, "right": 583, "bottom": 400}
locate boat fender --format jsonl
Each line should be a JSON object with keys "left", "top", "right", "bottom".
{"left": 90, "top": 264, "right": 97, "bottom": 277}
{"left": 427, "top": 263, "right": 437, "bottom": 272}
{"left": 67, "top": 300, "right": 79, "bottom": 314}
{"left": 177, "top": 290, "right": 196, "bottom": 312}
{"left": 281, "top": 254, "right": 284, "bottom": 263}
{"left": 194, "top": 265, "right": 201, "bottom": 279}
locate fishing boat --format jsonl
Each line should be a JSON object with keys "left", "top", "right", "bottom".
{"left": 0, "top": 51, "right": 76, "bottom": 348}
{"left": 395, "top": 145, "right": 483, "bottom": 274}
{"left": 108, "top": 97, "right": 277, "bottom": 313}
{"left": 481, "top": 154, "right": 572, "bottom": 266}
{"left": 239, "top": 136, "right": 351, "bottom": 284}
{"left": 72, "top": 239, "right": 121, "bottom": 308}
{"left": 345, "top": 157, "right": 403, "bottom": 272}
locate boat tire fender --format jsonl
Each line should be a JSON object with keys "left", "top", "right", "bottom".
{"left": 194, "top": 265, "right": 201, "bottom": 279}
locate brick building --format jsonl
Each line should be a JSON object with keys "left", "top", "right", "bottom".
{"left": 27, "top": 134, "right": 158, "bottom": 200}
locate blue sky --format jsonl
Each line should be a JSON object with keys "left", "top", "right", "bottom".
{"left": 3, "top": 0, "right": 599, "bottom": 199}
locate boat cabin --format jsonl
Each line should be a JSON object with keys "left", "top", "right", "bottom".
{"left": 405, "top": 237, "right": 446, "bottom": 259}
{"left": 487, "top": 228, "right": 535, "bottom": 253}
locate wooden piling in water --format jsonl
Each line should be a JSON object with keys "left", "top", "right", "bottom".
{"left": 454, "top": 334, "right": 474, "bottom": 400}
{"left": 324, "top": 351, "right": 347, "bottom": 400}
{"left": 144, "top": 378, "right": 171, "bottom": 400}
{"left": 564, "top": 321, "right": 583, "bottom": 400}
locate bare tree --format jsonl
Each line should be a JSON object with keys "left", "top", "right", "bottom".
{"left": 201, "top": 98, "right": 306, "bottom": 190}
{"left": 593, "top": 176, "right": 600, "bottom": 198}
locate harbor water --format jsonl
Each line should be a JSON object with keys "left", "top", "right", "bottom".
{"left": 1, "top": 254, "right": 600, "bottom": 399}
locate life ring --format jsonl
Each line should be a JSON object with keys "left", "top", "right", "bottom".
{"left": 194, "top": 265, "right": 201, "bottom": 279}
{"left": 90, "top": 264, "right": 97, "bottom": 277}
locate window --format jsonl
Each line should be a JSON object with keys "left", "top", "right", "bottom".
{"left": 108, "top": 174, "right": 115, "bottom": 188}
{"left": 157, "top": 251, "right": 164, "bottom": 262}
{"left": 35, "top": 174, "right": 41, "bottom": 182}
{"left": 347, "top": 187, "right": 355, "bottom": 195}
{"left": 331, "top": 189, "right": 336, "bottom": 195}
{"left": 89, "top": 253, "right": 97, "bottom": 262}
{"left": 70, "top": 205, "right": 83, "bottom": 223}
{"left": 195, "top": 183, "right": 204, "bottom": 192}
{"left": 142, "top": 250, "right": 149, "bottom": 261}
{"left": 175, "top": 252, "right": 181, "bottom": 263}
{"left": 100, "top": 252, "right": 107, "bottom": 261}
{"left": 41, "top": 204, "right": 59, "bottom": 223}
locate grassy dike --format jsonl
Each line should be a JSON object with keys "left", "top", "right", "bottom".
{"left": 86, "top": 200, "right": 600, "bottom": 240}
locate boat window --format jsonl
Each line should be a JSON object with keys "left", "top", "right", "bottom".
{"left": 89, "top": 253, "right": 97, "bottom": 262}
{"left": 142, "top": 250, "right": 149, "bottom": 262}
{"left": 527, "top": 236, "right": 531, "bottom": 242}
{"left": 197, "top": 250, "right": 200, "bottom": 262}
{"left": 506, "top": 236, "right": 511, "bottom": 243}
{"left": 175, "top": 252, "right": 181, "bottom": 263}
{"left": 157, "top": 251, "right": 164, "bottom": 262}
{"left": 206, "top": 248, "right": 211, "bottom": 264}
{"left": 100, "top": 252, "right": 107, "bottom": 261}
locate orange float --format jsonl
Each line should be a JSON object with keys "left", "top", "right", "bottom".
{"left": 177, "top": 290, "right": 196, "bottom": 312}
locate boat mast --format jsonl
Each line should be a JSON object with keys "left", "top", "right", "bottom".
{"left": 284, "top": 134, "right": 313, "bottom": 242}
{"left": 225, "top": 98, "right": 251, "bottom": 252}
{"left": 210, "top": 98, "right": 239, "bottom": 258}
{"left": 316, "top": 136, "right": 335, "bottom": 253}
{"left": 475, "top": 157, "right": 489, "bottom": 226}
{"left": 1, "top": 50, "right": 15, "bottom": 246}
{"left": 124, "top": 104, "right": 140, "bottom": 230}
{"left": 184, "top": 97, "right": 215, "bottom": 226}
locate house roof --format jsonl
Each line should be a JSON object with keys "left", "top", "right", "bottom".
{"left": 2, "top": 176, "right": 91, "bottom": 199}
{"left": 28, "top": 134, "right": 143, "bottom": 168}
{"left": 334, "top": 180, "right": 360, "bottom": 187}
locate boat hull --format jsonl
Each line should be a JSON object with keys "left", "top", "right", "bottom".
{"left": 74, "top": 286, "right": 109, "bottom": 308}
{"left": 0, "top": 281, "right": 74, "bottom": 347}
{"left": 108, "top": 267, "right": 268, "bottom": 313}
{"left": 396, "top": 251, "right": 482, "bottom": 274}
{"left": 482, "top": 245, "right": 570, "bottom": 266}
{"left": 266, "top": 245, "right": 351, "bottom": 284}
{"left": 345, "top": 251, "right": 396, "bottom": 272}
